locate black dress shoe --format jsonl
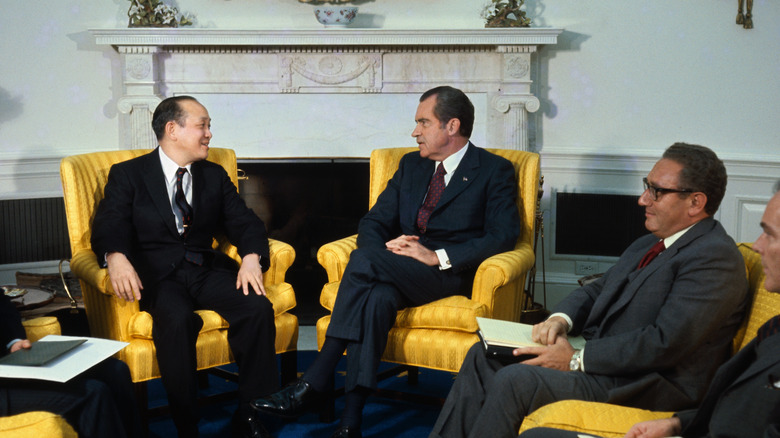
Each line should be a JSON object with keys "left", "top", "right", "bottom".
{"left": 330, "top": 425, "right": 362, "bottom": 438}
{"left": 251, "top": 379, "right": 320, "bottom": 419}
{"left": 232, "top": 410, "right": 272, "bottom": 438}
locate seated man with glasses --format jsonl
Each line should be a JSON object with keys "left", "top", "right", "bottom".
{"left": 429, "top": 143, "right": 749, "bottom": 438}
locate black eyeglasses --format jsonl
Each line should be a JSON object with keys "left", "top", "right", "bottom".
{"left": 642, "top": 177, "right": 694, "bottom": 201}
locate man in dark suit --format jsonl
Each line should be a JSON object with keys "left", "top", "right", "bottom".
{"left": 0, "top": 292, "right": 139, "bottom": 438}
{"left": 429, "top": 143, "right": 749, "bottom": 438}
{"left": 252, "top": 86, "right": 522, "bottom": 438}
{"left": 518, "top": 180, "right": 780, "bottom": 438}
{"left": 91, "top": 96, "right": 277, "bottom": 438}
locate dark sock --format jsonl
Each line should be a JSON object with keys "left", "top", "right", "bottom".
{"left": 341, "top": 386, "right": 370, "bottom": 429}
{"left": 302, "top": 336, "right": 348, "bottom": 392}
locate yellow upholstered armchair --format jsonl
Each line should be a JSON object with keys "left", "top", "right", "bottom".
{"left": 316, "top": 147, "right": 541, "bottom": 374}
{"left": 0, "top": 318, "right": 78, "bottom": 438}
{"left": 59, "top": 148, "right": 298, "bottom": 419}
{"left": 519, "top": 242, "right": 778, "bottom": 437}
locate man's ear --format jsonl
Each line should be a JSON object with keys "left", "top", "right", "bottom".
{"left": 165, "top": 120, "right": 178, "bottom": 140}
{"left": 688, "top": 192, "right": 708, "bottom": 216}
{"left": 446, "top": 118, "right": 461, "bottom": 136}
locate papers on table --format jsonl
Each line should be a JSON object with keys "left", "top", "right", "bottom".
{"left": 0, "top": 335, "right": 128, "bottom": 383}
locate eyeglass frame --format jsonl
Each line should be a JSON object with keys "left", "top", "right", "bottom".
{"left": 642, "top": 177, "right": 694, "bottom": 201}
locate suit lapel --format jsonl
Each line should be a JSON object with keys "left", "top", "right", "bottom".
{"left": 436, "top": 143, "right": 479, "bottom": 210}
{"left": 190, "top": 160, "right": 204, "bottom": 221}
{"left": 599, "top": 219, "right": 715, "bottom": 325}
{"left": 730, "top": 331, "right": 780, "bottom": 387}
{"left": 407, "top": 158, "right": 434, "bottom": 226}
{"left": 142, "top": 148, "right": 179, "bottom": 237}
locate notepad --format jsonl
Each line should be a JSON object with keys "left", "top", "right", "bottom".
{"left": 476, "top": 317, "right": 586, "bottom": 359}
{"left": 0, "top": 338, "right": 87, "bottom": 366}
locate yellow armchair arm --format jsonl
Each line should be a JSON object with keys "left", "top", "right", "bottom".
{"left": 71, "top": 249, "right": 113, "bottom": 296}
{"left": 317, "top": 234, "right": 358, "bottom": 283}
{"left": 22, "top": 317, "right": 61, "bottom": 342}
{"left": 0, "top": 411, "right": 78, "bottom": 438}
{"left": 520, "top": 400, "right": 674, "bottom": 438}
{"left": 266, "top": 238, "right": 295, "bottom": 285}
{"left": 471, "top": 243, "right": 535, "bottom": 319}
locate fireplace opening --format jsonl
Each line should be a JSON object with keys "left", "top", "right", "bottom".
{"left": 238, "top": 159, "right": 370, "bottom": 325}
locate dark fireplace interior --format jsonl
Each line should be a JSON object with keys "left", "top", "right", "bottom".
{"left": 238, "top": 160, "right": 370, "bottom": 325}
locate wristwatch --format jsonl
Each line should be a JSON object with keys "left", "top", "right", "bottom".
{"left": 569, "top": 349, "right": 583, "bottom": 371}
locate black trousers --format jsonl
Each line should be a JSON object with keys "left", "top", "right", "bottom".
{"left": 325, "top": 247, "right": 473, "bottom": 392}
{"left": 145, "top": 260, "right": 278, "bottom": 437}
{"left": 0, "top": 357, "right": 139, "bottom": 438}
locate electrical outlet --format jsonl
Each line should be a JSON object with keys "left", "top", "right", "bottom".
{"left": 575, "top": 261, "right": 598, "bottom": 276}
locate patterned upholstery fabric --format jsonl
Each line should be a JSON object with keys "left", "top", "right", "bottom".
{"left": 0, "top": 319, "right": 77, "bottom": 437}
{"left": 20, "top": 316, "right": 61, "bottom": 342}
{"left": 316, "top": 147, "right": 541, "bottom": 372}
{"left": 519, "top": 242, "right": 776, "bottom": 435}
{"left": 59, "top": 148, "right": 298, "bottom": 384}
{"left": 0, "top": 411, "right": 77, "bottom": 438}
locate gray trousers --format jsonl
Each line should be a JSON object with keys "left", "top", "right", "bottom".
{"left": 429, "top": 343, "right": 612, "bottom": 438}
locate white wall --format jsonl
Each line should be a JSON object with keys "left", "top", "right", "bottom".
{"left": 2, "top": 0, "right": 778, "bottom": 297}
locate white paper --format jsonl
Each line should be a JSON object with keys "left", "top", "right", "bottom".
{"left": 476, "top": 317, "right": 587, "bottom": 350}
{"left": 0, "top": 335, "right": 128, "bottom": 383}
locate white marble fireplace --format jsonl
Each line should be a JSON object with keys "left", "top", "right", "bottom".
{"left": 90, "top": 28, "right": 562, "bottom": 157}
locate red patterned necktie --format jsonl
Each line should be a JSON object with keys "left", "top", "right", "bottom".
{"left": 174, "top": 167, "right": 193, "bottom": 237}
{"left": 416, "top": 163, "right": 446, "bottom": 234}
{"left": 637, "top": 240, "right": 665, "bottom": 269}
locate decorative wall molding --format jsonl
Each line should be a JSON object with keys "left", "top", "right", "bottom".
{"left": 90, "top": 28, "right": 562, "bottom": 152}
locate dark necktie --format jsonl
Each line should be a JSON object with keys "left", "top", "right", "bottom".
{"left": 637, "top": 240, "right": 665, "bottom": 269}
{"left": 175, "top": 168, "right": 203, "bottom": 266}
{"left": 416, "top": 163, "right": 446, "bottom": 233}
{"left": 757, "top": 315, "right": 780, "bottom": 343}
{"left": 175, "top": 167, "right": 192, "bottom": 238}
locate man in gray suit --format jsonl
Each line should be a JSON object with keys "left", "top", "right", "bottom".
{"left": 429, "top": 143, "right": 749, "bottom": 438}
{"left": 518, "top": 180, "right": 780, "bottom": 438}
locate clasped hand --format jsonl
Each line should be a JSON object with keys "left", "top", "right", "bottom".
{"left": 385, "top": 235, "right": 438, "bottom": 266}
{"left": 511, "top": 316, "right": 575, "bottom": 371}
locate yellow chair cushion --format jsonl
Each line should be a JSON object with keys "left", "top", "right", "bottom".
{"left": 520, "top": 400, "right": 674, "bottom": 438}
{"left": 0, "top": 411, "right": 78, "bottom": 438}
{"left": 320, "top": 282, "right": 487, "bottom": 332}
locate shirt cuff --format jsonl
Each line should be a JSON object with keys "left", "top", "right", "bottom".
{"left": 6, "top": 339, "right": 22, "bottom": 351}
{"left": 435, "top": 249, "right": 451, "bottom": 270}
{"left": 548, "top": 312, "right": 574, "bottom": 333}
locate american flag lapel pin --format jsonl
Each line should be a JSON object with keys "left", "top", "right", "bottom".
{"left": 463, "top": 177, "right": 468, "bottom": 182}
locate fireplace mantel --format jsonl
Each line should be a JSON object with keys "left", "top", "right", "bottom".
{"left": 91, "top": 28, "right": 562, "bottom": 47}
{"left": 91, "top": 28, "right": 562, "bottom": 155}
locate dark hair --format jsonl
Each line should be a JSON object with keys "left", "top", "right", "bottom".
{"left": 662, "top": 143, "right": 727, "bottom": 216}
{"left": 151, "top": 96, "right": 200, "bottom": 141}
{"left": 419, "top": 86, "right": 475, "bottom": 138}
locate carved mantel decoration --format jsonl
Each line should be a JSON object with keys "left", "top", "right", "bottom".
{"left": 90, "top": 28, "right": 562, "bottom": 153}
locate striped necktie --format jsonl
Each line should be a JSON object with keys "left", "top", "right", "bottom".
{"left": 174, "top": 167, "right": 192, "bottom": 237}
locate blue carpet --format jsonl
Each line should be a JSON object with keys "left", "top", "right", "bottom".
{"left": 147, "top": 352, "right": 456, "bottom": 437}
